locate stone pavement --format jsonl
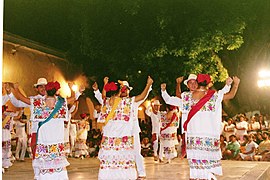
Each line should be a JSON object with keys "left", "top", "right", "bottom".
{"left": 2, "top": 157, "right": 270, "bottom": 180}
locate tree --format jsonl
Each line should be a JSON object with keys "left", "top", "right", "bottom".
{"left": 69, "top": 0, "right": 247, "bottom": 96}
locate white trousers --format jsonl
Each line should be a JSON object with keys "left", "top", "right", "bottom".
{"left": 15, "top": 137, "right": 27, "bottom": 160}
{"left": 134, "top": 133, "right": 146, "bottom": 177}
{"left": 152, "top": 133, "right": 159, "bottom": 157}
{"left": 70, "top": 135, "right": 76, "bottom": 154}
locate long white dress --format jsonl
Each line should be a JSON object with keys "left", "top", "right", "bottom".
{"left": 161, "top": 85, "right": 231, "bottom": 179}
{"left": 2, "top": 114, "right": 14, "bottom": 169}
{"left": 183, "top": 87, "right": 230, "bottom": 179}
{"left": 159, "top": 110, "right": 179, "bottom": 161}
{"left": 97, "top": 97, "right": 137, "bottom": 180}
{"left": 74, "top": 121, "right": 89, "bottom": 158}
{"left": 31, "top": 97, "right": 69, "bottom": 180}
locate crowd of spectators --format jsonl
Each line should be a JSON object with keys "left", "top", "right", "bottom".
{"left": 221, "top": 113, "right": 270, "bottom": 161}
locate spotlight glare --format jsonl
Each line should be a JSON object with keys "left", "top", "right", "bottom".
{"left": 258, "top": 70, "right": 270, "bottom": 78}
{"left": 257, "top": 79, "right": 270, "bottom": 88}
{"left": 72, "top": 85, "right": 78, "bottom": 92}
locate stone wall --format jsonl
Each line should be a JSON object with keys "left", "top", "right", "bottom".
{"left": 2, "top": 32, "right": 96, "bottom": 127}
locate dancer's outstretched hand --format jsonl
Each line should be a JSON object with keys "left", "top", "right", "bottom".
{"left": 147, "top": 76, "right": 153, "bottom": 85}
{"left": 161, "top": 83, "right": 166, "bottom": 91}
{"left": 92, "top": 82, "right": 98, "bottom": 91}
{"left": 226, "top": 77, "right": 233, "bottom": 85}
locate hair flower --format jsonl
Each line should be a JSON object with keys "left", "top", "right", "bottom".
{"left": 104, "top": 82, "right": 118, "bottom": 92}
{"left": 197, "top": 74, "right": 211, "bottom": 84}
{"left": 45, "top": 81, "right": 61, "bottom": 91}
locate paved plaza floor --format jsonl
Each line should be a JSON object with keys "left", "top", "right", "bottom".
{"left": 2, "top": 157, "right": 270, "bottom": 180}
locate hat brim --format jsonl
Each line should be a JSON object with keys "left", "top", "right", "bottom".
{"left": 184, "top": 79, "right": 196, "bottom": 86}
{"left": 34, "top": 83, "right": 47, "bottom": 87}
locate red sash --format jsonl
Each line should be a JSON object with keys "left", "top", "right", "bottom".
{"left": 183, "top": 89, "right": 215, "bottom": 131}
{"left": 160, "top": 112, "right": 178, "bottom": 132}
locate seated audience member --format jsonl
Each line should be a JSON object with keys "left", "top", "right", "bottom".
{"left": 255, "top": 132, "right": 270, "bottom": 161}
{"left": 224, "top": 118, "right": 236, "bottom": 141}
{"left": 235, "top": 114, "right": 248, "bottom": 142}
{"left": 220, "top": 135, "right": 227, "bottom": 157}
{"left": 141, "top": 137, "right": 152, "bottom": 157}
{"left": 259, "top": 115, "right": 267, "bottom": 131}
{"left": 237, "top": 134, "right": 258, "bottom": 161}
{"left": 255, "top": 132, "right": 264, "bottom": 145}
{"left": 240, "top": 135, "right": 249, "bottom": 147}
{"left": 248, "top": 116, "right": 260, "bottom": 134}
{"left": 87, "top": 141, "right": 98, "bottom": 157}
{"left": 223, "top": 135, "right": 240, "bottom": 160}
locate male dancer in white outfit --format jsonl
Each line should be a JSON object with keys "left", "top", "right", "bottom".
{"left": 5, "top": 78, "right": 48, "bottom": 179}
{"left": 93, "top": 80, "right": 151, "bottom": 179}
{"left": 145, "top": 100, "right": 162, "bottom": 161}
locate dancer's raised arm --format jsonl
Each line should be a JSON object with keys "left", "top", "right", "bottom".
{"left": 135, "top": 76, "right": 153, "bottom": 102}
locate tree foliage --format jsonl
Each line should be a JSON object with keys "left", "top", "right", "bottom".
{"left": 67, "top": 0, "right": 249, "bottom": 95}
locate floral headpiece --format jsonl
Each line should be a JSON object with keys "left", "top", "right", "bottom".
{"left": 45, "top": 81, "right": 61, "bottom": 91}
{"left": 104, "top": 82, "right": 118, "bottom": 92}
{"left": 197, "top": 74, "right": 211, "bottom": 84}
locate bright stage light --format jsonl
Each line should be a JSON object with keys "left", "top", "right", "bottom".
{"left": 258, "top": 70, "right": 270, "bottom": 78}
{"left": 72, "top": 84, "right": 78, "bottom": 92}
{"left": 258, "top": 69, "right": 270, "bottom": 88}
{"left": 257, "top": 79, "right": 270, "bottom": 88}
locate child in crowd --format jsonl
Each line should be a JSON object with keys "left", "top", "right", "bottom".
{"left": 141, "top": 137, "right": 152, "bottom": 157}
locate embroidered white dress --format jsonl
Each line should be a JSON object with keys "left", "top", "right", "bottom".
{"left": 30, "top": 97, "right": 69, "bottom": 180}
{"left": 159, "top": 110, "right": 179, "bottom": 160}
{"left": 161, "top": 85, "right": 231, "bottom": 179}
{"left": 182, "top": 86, "right": 230, "bottom": 179}
{"left": 2, "top": 114, "right": 13, "bottom": 168}
{"left": 74, "top": 121, "right": 89, "bottom": 157}
{"left": 97, "top": 97, "right": 137, "bottom": 180}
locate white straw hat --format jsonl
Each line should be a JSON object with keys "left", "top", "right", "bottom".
{"left": 152, "top": 100, "right": 161, "bottom": 106}
{"left": 118, "top": 80, "right": 133, "bottom": 91}
{"left": 34, "top": 78, "right": 48, "bottom": 87}
{"left": 183, "top": 74, "right": 197, "bottom": 86}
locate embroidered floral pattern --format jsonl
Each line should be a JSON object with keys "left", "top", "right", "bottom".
{"left": 188, "top": 159, "right": 221, "bottom": 170}
{"left": 101, "top": 136, "right": 134, "bottom": 151}
{"left": 35, "top": 143, "right": 65, "bottom": 160}
{"left": 160, "top": 133, "right": 177, "bottom": 141}
{"left": 3, "top": 118, "right": 12, "bottom": 130}
{"left": 32, "top": 98, "right": 67, "bottom": 120}
{"left": 40, "top": 167, "right": 64, "bottom": 175}
{"left": 2, "top": 140, "right": 11, "bottom": 149}
{"left": 100, "top": 158, "right": 136, "bottom": 170}
{"left": 161, "top": 121, "right": 179, "bottom": 128}
{"left": 163, "top": 146, "right": 176, "bottom": 155}
{"left": 98, "top": 97, "right": 133, "bottom": 122}
{"left": 182, "top": 92, "right": 217, "bottom": 112}
{"left": 187, "top": 136, "right": 220, "bottom": 152}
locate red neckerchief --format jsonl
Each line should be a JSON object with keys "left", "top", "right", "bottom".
{"left": 183, "top": 89, "right": 215, "bottom": 131}
{"left": 160, "top": 112, "right": 178, "bottom": 132}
